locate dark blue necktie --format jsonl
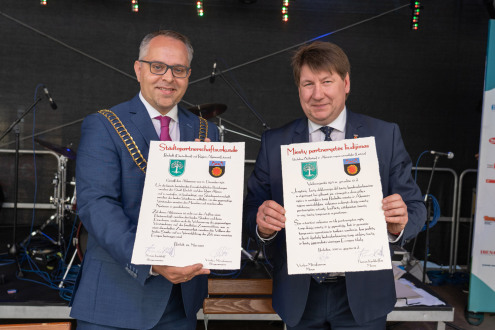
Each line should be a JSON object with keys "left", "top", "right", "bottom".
{"left": 320, "top": 126, "right": 333, "bottom": 141}
{"left": 312, "top": 126, "right": 334, "bottom": 283}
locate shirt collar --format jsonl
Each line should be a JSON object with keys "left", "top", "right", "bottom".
{"left": 139, "top": 92, "right": 179, "bottom": 122}
{"left": 308, "top": 107, "right": 347, "bottom": 133}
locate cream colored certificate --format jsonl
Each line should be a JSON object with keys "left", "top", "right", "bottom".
{"left": 131, "top": 141, "right": 245, "bottom": 269}
{"left": 281, "top": 137, "right": 391, "bottom": 274}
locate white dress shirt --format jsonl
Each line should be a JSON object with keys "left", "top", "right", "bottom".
{"left": 308, "top": 107, "right": 347, "bottom": 142}
{"left": 139, "top": 92, "right": 180, "bottom": 141}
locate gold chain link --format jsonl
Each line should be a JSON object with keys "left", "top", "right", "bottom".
{"left": 198, "top": 116, "right": 208, "bottom": 141}
{"left": 98, "top": 109, "right": 147, "bottom": 174}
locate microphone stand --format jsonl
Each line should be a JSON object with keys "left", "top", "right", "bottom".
{"left": 421, "top": 154, "right": 440, "bottom": 284}
{"left": 0, "top": 96, "right": 44, "bottom": 277}
{"left": 216, "top": 68, "right": 270, "bottom": 131}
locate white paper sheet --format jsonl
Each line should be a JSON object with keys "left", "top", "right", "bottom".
{"left": 131, "top": 141, "right": 245, "bottom": 269}
{"left": 281, "top": 137, "right": 391, "bottom": 274}
{"left": 395, "top": 279, "right": 422, "bottom": 300}
{"left": 395, "top": 278, "right": 446, "bottom": 307}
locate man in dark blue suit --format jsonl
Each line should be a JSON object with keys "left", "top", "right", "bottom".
{"left": 71, "top": 30, "right": 219, "bottom": 329}
{"left": 243, "top": 41, "right": 426, "bottom": 329}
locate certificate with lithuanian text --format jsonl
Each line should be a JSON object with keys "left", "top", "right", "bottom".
{"left": 131, "top": 141, "right": 245, "bottom": 269}
{"left": 281, "top": 137, "right": 391, "bottom": 274}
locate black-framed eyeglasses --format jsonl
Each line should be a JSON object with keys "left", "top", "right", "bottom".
{"left": 139, "top": 60, "right": 190, "bottom": 78}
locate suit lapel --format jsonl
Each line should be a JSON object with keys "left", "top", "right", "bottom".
{"left": 127, "top": 98, "right": 196, "bottom": 146}
{"left": 292, "top": 118, "right": 309, "bottom": 144}
{"left": 345, "top": 110, "right": 367, "bottom": 139}
{"left": 178, "top": 107, "right": 195, "bottom": 141}
{"left": 129, "top": 95, "right": 158, "bottom": 148}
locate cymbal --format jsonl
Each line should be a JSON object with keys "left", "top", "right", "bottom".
{"left": 35, "top": 138, "right": 77, "bottom": 160}
{"left": 188, "top": 103, "right": 227, "bottom": 119}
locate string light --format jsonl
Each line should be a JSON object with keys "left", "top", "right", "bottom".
{"left": 131, "top": 0, "right": 139, "bottom": 13}
{"left": 197, "top": 1, "right": 204, "bottom": 17}
{"left": 282, "top": 0, "right": 289, "bottom": 22}
{"left": 410, "top": 1, "right": 423, "bottom": 30}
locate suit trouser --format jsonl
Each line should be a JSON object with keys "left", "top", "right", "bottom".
{"left": 287, "top": 277, "right": 387, "bottom": 330}
{"left": 76, "top": 284, "right": 196, "bottom": 330}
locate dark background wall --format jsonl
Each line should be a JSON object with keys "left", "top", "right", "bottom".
{"left": 0, "top": 0, "right": 491, "bottom": 264}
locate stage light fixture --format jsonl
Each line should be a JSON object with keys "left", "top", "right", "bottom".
{"left": 410, "top": 1, "right": 423, "bottom": 30}
{"left": 197, "top": 1, "right": 204, "bottom": 17}
{"left": 40, "top": 0, "right": 47, "bottom": 5}
{"left": 282, "top": 0, "right": 289, "bottom": 22}
{"left": 131, "top": 0, "right": 139, "bottom": 12}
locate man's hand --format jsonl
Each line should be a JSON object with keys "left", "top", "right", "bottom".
{"left": 382, "top": 193, "right": 408, "bottom": 235}
{"left": 257, "top": 200, "right": 286, "bottom": 238}
{"left": 151, "top": 264, "right": 210, "bottom": 284}
{"left": 194, "top": 138, "right": 211, "bottom": 142}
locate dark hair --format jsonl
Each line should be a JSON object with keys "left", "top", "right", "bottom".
{"left": 138, "top": 30, "right": 193, "bottom": 64}
{"left": 291, "top": 41, "right": 350, "bottom": 86}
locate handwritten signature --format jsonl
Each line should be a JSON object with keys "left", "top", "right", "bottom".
{"left": 318, "top": 251, "right": 332, "bottom": 262}
{"left": 145, "top": 245, "right": 175, "bottom": 258}
{"left": 358, "top": 246, "right": 384, "bottom": 263}
{"left": 212, "top": 246, "right": 229, "bottom": 258}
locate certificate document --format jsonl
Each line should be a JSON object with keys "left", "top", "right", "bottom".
{"left": 281, "top": 137, "right": 391, "bottom": 274}
{"left": 131, "top": 141, "right": 245, "bottom": 269}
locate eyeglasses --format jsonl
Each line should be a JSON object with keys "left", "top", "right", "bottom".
{"left": 139, "top": 60, "right": 190, "bottom": 78}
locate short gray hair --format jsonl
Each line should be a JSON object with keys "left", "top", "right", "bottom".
{"left": 138, "top": 30, "right": 193, "bottom": 64}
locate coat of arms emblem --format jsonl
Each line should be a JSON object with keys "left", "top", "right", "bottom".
{"left": 169, "top": 159, "right": 186, "bottom": 177}
{"left": 209, "top": 161, "right": 226, "bottom": 178}
{"left": 343, "top": 158, "right": 360, "bottom": 176}
{"left": 301, "top": 161, "right": 318, "bottom": 180}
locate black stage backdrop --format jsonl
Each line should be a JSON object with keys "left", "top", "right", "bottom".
{"left": 0, "top": 0, "right": 490, "bottom": 266}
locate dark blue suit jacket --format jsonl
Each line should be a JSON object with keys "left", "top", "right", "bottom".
{"left": 243, "top": 110, "right": 426, "bottom": 326}
{"left": 71, "top": 94, "right": 219, "bottom": 329}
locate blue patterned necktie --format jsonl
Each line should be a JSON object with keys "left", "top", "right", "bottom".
{"left": 320, "top": 126, "right": 333, "bottom": 141}
{"left": 312, "top": 126, "right": 334, "bottom": 283}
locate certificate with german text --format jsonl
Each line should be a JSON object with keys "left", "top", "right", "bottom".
{"left": 281, "top": 137, "right": 391, "bottom": 274}
{"left": 131, "top": 141, "right": 245, "bottom": 269}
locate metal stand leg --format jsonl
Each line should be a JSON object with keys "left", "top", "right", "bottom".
{"left": 19, "top": 156, "right": 69, "bottom": 251}
{"left": 58, "top": 247, "right": 77, "bottom": 288}
{"left": 1, "top": 97, "right": 45, "bottom": 277}
{"left": 421, "top": 155, "right": 439, "bottom": 283}
{"left": 20, "top": 214, "right": 58, "bottom": 247}
{"left": 423, "top": 196, "right": 432, "bottom": 284}
{"left": 203, "top": 314, "right": 209, "bottom": 330}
